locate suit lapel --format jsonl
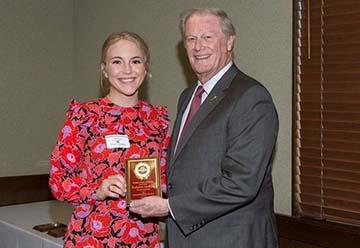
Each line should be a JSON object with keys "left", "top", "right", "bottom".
{"left": 170, "top": 65, "right": 239, "bottom": 167}
{"left": 168, "top": 86, "right": 195, "bottom": 163}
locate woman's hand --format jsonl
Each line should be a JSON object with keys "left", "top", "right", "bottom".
{"left": 95, "top": 174, "right": 126, "bottom": 201}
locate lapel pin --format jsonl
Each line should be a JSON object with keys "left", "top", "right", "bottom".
{"left": 210, "top": 96, "right": 217, "bottom": 102}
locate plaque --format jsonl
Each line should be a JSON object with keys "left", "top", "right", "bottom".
{"left": 125, "top": 157, "right": 161, "bottom": 203}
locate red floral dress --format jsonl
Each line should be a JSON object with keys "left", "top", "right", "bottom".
{"left": 49, "top": 97, "right": 170, "bottom": 248}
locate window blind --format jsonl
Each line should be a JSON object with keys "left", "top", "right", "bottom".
{"left": 294, "top": 0, "right": 360, "bottom": 226}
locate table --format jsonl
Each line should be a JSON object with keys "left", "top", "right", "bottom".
{"left": 0, "top": 200, "right": 166, "bottom": 248}
{"left": 0, "top": 200, "right": 73, "bottom": 248}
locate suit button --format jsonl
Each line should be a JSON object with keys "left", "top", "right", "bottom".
{"left": 222, "top": 169, "right": 232, "bottom": 178}
{"left": 168, "top": 183, "right": 173, "bottom": 189}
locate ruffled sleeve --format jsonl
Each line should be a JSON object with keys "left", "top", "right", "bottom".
{"left": 155, "top": 105, "right": 171, "bottom": 195}
{"left": 49, "top": 100, "right": 99, "bottom": 206}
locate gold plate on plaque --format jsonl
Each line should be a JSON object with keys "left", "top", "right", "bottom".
{"left": 125, "top": 157, "right": 161, "bottom": 203}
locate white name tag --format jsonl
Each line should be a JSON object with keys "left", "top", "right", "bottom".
{"left": 105, "top": 134, "right": 130, "bottom": 149}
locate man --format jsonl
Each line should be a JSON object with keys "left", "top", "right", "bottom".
{"left": 130, "top": 8, "right": 279, "bottom": 248}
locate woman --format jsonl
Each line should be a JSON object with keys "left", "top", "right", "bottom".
{"left": 49, "top": 32, "right": 169, "bottom": 248}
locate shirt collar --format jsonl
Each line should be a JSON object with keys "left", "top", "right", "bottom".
{"left": 197, "top": 61, "right": 233, "bottom": 95}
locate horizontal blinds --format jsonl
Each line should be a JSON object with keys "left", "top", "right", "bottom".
{"left": 294, "top": 0, "right": 360, "bottom": 226}
{"left": 322, "top": 0, "right": 360, "bottom": 225}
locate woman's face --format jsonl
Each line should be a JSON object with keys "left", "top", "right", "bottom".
{"left": 102, "top": 39, "right": 146, "bottom": 99}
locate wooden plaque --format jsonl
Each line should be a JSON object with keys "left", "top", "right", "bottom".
{"left": 125, "top": 157, "right": 161, "bottom": 203}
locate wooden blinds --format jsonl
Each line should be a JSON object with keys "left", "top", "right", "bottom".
{"left": 294, "top": 0, "right": 360, "bottom": 226}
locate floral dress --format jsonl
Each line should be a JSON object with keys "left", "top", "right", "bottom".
{"left": 49, "top": 97, "right": 170, "bottom": 248}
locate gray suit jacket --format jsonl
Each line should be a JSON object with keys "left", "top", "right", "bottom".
{"left": 166, "top": 65, "right": 279, "bottom": 248}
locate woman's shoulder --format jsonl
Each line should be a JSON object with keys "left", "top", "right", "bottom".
{"left": 65, "top": 98, "right": 103, "bottom": 121}
{"left": 140, "top": 101, "right": 170, "bottom": 128}
{"left": 141, "top": 101, "right": 168, "bottom": 116}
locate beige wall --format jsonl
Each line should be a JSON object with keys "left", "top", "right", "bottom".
{"left": 0, "top": 0, "right": 74, "bottom": 176}
{"left": 0, "top": 0, "right": 292, "bottom": 215}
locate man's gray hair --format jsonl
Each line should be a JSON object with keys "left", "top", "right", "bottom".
{"left": 179, "top": 8, "right": 236, "bottom": 38}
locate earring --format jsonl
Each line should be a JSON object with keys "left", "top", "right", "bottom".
{"left": 104, "top": 72, "right": 108, "bottom": 78}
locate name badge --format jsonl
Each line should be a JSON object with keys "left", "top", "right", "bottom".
{"left": 105, "top": 134, "right": 130, "bottom": 149}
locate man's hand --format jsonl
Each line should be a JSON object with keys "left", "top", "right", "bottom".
{"left": 129, "top": 196, "right": 169, "bottom": 218}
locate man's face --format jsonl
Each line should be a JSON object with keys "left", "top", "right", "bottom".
{"left": 184, "top": 13, "right": 235, "bottom": 83}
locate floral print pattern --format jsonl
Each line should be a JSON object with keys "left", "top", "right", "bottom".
{"left": 49, "top": 97, "right": 169, "bottom": 248}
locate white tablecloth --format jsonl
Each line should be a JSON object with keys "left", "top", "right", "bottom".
{"left": 0, "top": 200, "right": 73, "bottom": 248}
